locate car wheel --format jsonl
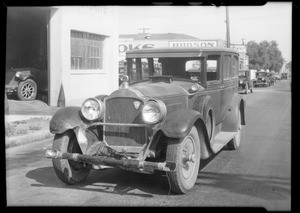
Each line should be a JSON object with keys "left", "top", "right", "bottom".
{"left": 250, "top": 88, "right": 253, "bottom": 93}
{"left": 245, "top": 84, "right": 248, "bottom": 94}
{"left": 166, "top": 126, "right": 201, "bottom": 194}
{"left": 52, "top": 130, "right": 91, "bottom": 184}
{"left": 17, "top": 79, "right": 37, "bottom": 101}
{"left": 227, "top": 109, "right": 242, "bottom": 150}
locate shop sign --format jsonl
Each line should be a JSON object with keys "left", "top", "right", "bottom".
{"left": 169, "top": 40, "right": 218, "bottom": 47}
{"left": 119, "top": 44, "right": 155, "bottom": 54}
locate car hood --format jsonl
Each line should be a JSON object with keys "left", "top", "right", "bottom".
{"left": 129, "top": 81, "right": 205, "bottom": 98}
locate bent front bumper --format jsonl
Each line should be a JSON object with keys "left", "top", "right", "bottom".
{"left": 45, "top": 149, "right": 176, "bottom": 173}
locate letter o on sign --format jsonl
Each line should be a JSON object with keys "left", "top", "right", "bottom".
{"left": 119, "top": 44, "right": 128, "bottom": 53}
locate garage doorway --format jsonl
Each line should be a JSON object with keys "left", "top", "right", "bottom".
{"left": 6, "top": 7, "right": 50, "bottom": 104}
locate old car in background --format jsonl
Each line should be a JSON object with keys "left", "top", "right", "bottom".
{"left": 238, "top": 70, "right": 253, "bottom": 94}
{"left": 267, "top": 72, "right": 276, "bottom": 86}
{"left": 46, "top": 47, "right": 246, "bottom": 194}
{"left": 274, "top": 73, "right": 281, "bottom": 81}
{"left": 5, "top": 67, "right": 47, "bottom": 101}
{"left": 253, "top": 71, "right": 270, "bottom": 87}
{"left": 281, "top": 72, "right": 288, "bottom": 80}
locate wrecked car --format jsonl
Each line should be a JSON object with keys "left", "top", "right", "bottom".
{"left": 46, "top": 47, "right": 246, "bottom": 194}
{"left": 5, "top": 67, "right": 47, "bottom": 101}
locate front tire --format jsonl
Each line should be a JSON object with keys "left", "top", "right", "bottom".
{"left": 52, "top": 130, "right": 91, "bottom": 184}
{"left": 17, "top": 79, "right": 37, "bottom": 101}
{"left": 166, "top": 126, "right": 202, "bottom": 194}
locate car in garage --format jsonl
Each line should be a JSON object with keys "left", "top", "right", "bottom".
{"left": 46, "top": 47, "right": 246, "bottom": 194}
{"left": 238, "top": 70, "right": 253, "bottom": 94}
{"left": 253, "top": 71, "right": 270, "bottom": 87}
{"left": 5, "top": 67, "right": 47, "bottom": 101}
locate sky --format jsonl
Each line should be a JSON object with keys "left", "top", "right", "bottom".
{"left": 118, "top": 2, "right": 292, "bottom": 62}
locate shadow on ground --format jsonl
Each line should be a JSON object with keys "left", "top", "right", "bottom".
{"left": 26, "top": 166, "right": 171, "bottom": 198}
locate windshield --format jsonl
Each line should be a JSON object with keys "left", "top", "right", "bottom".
{"left": 126, "top": 57, "right": 204, "bottom": 83}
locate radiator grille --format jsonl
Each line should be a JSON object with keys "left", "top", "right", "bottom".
{"left": 104, "top": 98, "right": 146, "bottom": 147}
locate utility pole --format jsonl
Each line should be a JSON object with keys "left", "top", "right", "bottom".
{"left": 225, "top": 7, "right": 231, "bottom": 48}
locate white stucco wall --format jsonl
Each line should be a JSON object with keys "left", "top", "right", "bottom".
{"left": 48, "top": 6, "right": 119, "bottom": 106}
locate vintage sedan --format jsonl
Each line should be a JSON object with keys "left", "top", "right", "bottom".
{"left": 5, "top": 67, "right": 47, "bottom": 101}
{"left": 238, "top": 70, "right": 253, "bottom": 94}
{"left": 253, "top": 71, "right": 270, "bottom": 87}
{"left": 46, "top": 47, "right": 246, "bottom": 194}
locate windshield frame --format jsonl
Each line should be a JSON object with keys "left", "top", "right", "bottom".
{"left": 126, "top": 56, "right": 205, "bottom": 85}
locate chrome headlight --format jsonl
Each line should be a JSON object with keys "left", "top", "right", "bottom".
{"left": 81, "top": 98, "right": 105, "bottom": 121}
{"left": 142, "top": 100, "right": 167, "bottom": 125}
{"left": 15, "top": 71, "right": 22, "bottom": 78}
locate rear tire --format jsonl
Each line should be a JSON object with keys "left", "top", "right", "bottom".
{"left": 17, "top": 79, "right": 37, "bottom": 101}
{"left": 52, "top": 130, "right": 91, "bottom": 184}
{"left": 227, "top": 109, "right": 242, "bottom": 150}
{"left": 166, "top": 126, "right": 202, "bottom": 194}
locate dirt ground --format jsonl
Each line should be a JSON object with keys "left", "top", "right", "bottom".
{"left": 5, "top": 117, "right": 51, "bottom": 138}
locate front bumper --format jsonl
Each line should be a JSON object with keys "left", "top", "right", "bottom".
{"left": 46, "top": 148, "right": 176, "bottom": 173}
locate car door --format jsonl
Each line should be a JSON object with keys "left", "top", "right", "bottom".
{"left": 205, "top": 54, "right": 222, "bottom": 125}
{"left": 220, "top": 53, "right": 234, "bottom": 122}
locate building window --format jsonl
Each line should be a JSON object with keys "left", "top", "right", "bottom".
{"left": 71, "top": 30, "right": 105, "bottom": 70}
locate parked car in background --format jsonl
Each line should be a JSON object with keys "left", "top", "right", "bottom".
{"left": 274, "top": 73, "right": 281, "bottom": 81}
{"left": 253, "top": 71, "right": 270, "bottom": 87}
{"left": 46, "top": 47, "right": 246, "bottom": 194}
{"left": 5, "top": 67, "right": 47, "bottom": 101}
{"left": 238, "top": 70, "right": 253, "bottom": 94}
{"left": 281, "top": 73, "right": 288, "bottom": 80}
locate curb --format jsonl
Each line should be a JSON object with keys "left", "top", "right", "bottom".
{"left": 6, "top": 130, "right": 54, "bottom": 149}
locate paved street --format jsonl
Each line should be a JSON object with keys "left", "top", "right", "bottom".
{"left": 6, "top": 80, "right": 291, "bottom": 209}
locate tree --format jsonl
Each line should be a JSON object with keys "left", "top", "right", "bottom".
{"left": 246, "top": 40, "right": 284, "bottom": 72}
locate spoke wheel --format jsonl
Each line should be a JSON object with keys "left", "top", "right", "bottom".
{"left": 17, "top": 79, "right": 37, "bottom": 101}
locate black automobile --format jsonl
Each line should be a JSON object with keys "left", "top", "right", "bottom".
{"left": 46, "top": 47, "right": 246, "bottom": 194}
{"left": 238, "top": 70, "right": 253, "bottom": 94}
{"left": 5, "top": 67, "right": 47, "bottom": 101}
{"left": 253, "top": 71, "right": 270, "bottom": 87}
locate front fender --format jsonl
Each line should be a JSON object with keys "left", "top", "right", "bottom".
{"left": 49, "top": 106, "right": 88, "bottom": 134}
{"left": 160, "top": 109, "right": 204, "bottom": 138}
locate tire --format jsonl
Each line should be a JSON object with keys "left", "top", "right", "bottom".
{"left": 227, "top": 109, "right": 242, "bottom": 150}
{"left": 166, "top": 126, "right": 202, "bottom": 194}
{"left": 245, "top": 84, "right": 248, "bottom": 94}
{"left": 17, "top": 79, "right": 37, "bottom": 101}
{"left": 52, "top": 130, "right": 91, "bottom": 184}
{"left": 250, "top": 87, "right": 253, "bottom": 93}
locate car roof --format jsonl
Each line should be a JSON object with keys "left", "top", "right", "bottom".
{"left": 126, "top": 47, "right": 239, "bottom": 58}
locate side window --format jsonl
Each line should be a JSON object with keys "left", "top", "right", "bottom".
{"left": 223, "top": 55, "right": 231, "bottom": 79}
{"left": 231, "top": 55, "right": 239, "bottom": 77}
{"left": 207, "top": 55, "right": 220, "bottom": 81}
{"left": 185, "top": 60, "right": 201, "bottom": 81}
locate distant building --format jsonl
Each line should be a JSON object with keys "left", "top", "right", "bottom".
{"left": 119, "top": 33, "right": 248, "bottom": 71}
{"left": 6, "top": 6, "right": 119, "bottom": 106}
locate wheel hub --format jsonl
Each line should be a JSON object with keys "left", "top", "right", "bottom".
{"left": 181, "top": 137, "right": 196, "bottom": 180}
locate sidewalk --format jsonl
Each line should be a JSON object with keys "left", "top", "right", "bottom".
{"left": 5, "top": 99, "right": 59, "bottom": 148}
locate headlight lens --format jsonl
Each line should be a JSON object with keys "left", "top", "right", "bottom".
{"left": 142, "top": 100, "right": 167, "bottom": 124}
{"left": 15, "top": 72, "right": 21, "bottom": 78}
{"left": 81, "top": 98, "right": 105, "bottom": 121}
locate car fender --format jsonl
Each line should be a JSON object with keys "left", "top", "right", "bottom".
{"left": 50, "top": 106, "right": 88, "bottom": 134}
{"left": 160, "top": 109, "right": 206, "bottom": 139}
{"left": 221, "top": 94, "right": 246, "bottom": 132}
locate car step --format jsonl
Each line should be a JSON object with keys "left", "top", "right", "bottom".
{"left": 211, "top": 131, "right": 236, "bottom": 153}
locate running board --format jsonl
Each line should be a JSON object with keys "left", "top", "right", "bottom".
{"left": 211, "top": 131, "right": 236, "bottom": 153}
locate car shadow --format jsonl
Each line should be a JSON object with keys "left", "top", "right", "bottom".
{"left": 25, "top": 166, "right": 171, "bottom": 198}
